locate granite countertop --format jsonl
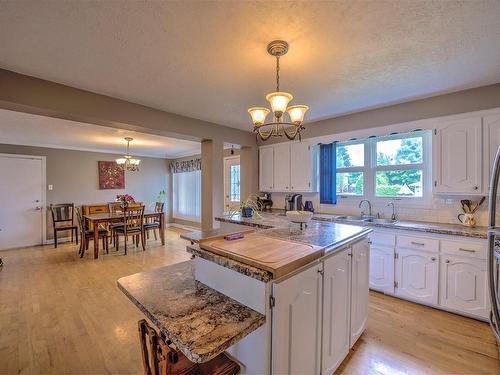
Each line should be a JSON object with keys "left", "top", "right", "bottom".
{"left": 214, "top": 211, "right": 487, "bottom": 239}
{"left": 312, "top": 214, "right": 488, "bottom": 239}
{"left": 117, "top": 261, "right": 265, "bottom": 364}
{"left": 186, "top": 220, "right": 371, "bottom": 281}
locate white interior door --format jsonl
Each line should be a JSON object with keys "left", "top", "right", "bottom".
{"left": 224, "top": 156, "right": 240, "bottom": 211}
{"left": 0, "top": 154, "right": 44, "bottom": 250}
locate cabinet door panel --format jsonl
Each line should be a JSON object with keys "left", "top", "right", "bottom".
{"left": 440, "top": 256, "right": 489, "bottom": 319}
{"left": 434, "top": 117, "right": 482, "bottom": 193}
{"left": 273, "top": 143, "right": 291, "bottom": 192}
{"left": 484, "top": 113, "right": 500, "bottom": 193}
{"left": 272, "top": 264, "right": 322, "bottom": 375}
{"left": 290, "top": 142, "right": 312, "bottom": 192}
{"left": 259, "top": 147, "right": 274, "bottom": 191}
{"left": 322, "top": 249, "right": 351, "bottom": 375}
{"left": 369, "top": 245, "right": 395, "bottom": 294}
{"left": 396, "top": 249, "right": 438, "bottom": 305}
{"left": 351, "top": 240, "right": 370, "bottom": 347}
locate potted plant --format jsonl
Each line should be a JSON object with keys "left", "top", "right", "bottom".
{"left": 229, "top": 195, "right": 261, "bottom": 218}
{"left": 156, "top": 189, "right": 166, "bottom": 203}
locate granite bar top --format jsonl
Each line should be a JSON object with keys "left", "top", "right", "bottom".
{"left": 117, "top": 261, "right": 265, "bottom": 364}
{"left": 214, "top": 211, "right": 487, "bottom": 239}
{"left": 312, "top": 214, "right": 488, "bottom": 239}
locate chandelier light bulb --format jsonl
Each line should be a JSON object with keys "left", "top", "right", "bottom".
{"left": 265, "top": 92, "right": 293, "bottom": 118}
{"left": 287, "top": 105, "right": 309, "bottom": 125}
{"left": 248, "top": 107, "right": 270, "bottom": 126}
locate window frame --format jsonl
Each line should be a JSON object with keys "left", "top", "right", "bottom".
{"left": 334, "top": 130, "right": 431, "bottom": 203}
{"left": 335, "top": 139, "right": 368, "bottom": 196}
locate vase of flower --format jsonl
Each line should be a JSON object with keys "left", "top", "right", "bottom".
{"left": 116, "top": 194, "right": 135, "bottom": 209}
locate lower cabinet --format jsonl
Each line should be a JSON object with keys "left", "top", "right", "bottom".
{"left": 440, "top": 255, "right": 490, "bottom": 319}
{"left": 271, "top": 263, "right": 323, "bottom": 375}
{"left": 369, "top": 245, "right": 395, "bottom": 294}
{"left": 322, "top": 249, "right": 351, "bottom": 375}
{"left": 396, "top": 248, "right": 439, "bottom": 305}
{"left": 272, "top": 239, "right": 370, "bottom": 375}
{"left": 350, "top": 240, "right": 370, "bottom": 346}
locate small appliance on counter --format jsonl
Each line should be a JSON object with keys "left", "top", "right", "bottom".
{"left": 303, "top": 200, "right": 314, "bottom": 213}
{"left": 285, "top": 193, "right": 303, "bottom": 212}
{"left": 257, "top": 193, "right": 273, "bottom": 211}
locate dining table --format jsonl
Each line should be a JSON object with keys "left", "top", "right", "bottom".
{"left": 83, "top": 211, "right": 165, "bottom": 259}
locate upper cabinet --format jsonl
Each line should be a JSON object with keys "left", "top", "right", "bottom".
{"left": 259, "top": 146, "right": 274, "bottom": 191}
{"left": 433, "top": 117, "right": 482, "bottom": 194}
{"left": 259, "top": 141, "right": 315, "bottom": 193}
{"left": 483, "top": 113, "right": 500, "bottom": 192}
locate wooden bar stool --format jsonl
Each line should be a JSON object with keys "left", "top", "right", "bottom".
{"left": 138, "top": 319, "right": 240, "bottom": 375}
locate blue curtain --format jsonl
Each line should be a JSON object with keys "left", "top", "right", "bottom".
{"left": 320, "top": 142, "right": 337, "bottom": 204}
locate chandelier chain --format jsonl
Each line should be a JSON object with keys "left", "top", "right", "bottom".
{"left": 276, "top": 56, "right": 280, "bottom": 92}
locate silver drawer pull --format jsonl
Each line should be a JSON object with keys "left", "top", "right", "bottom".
{"left": 410, "top": 241, "right": 425, "bottom": 246}
{"left": 458, "top": 248, "right": 476, "bottom": 253}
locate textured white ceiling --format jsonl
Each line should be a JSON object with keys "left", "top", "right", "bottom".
{"left": 0, "top": 1, "right": 499, "bottom": 131}
{"left": 0, "top": 109, "right": 200, "bottom": 158}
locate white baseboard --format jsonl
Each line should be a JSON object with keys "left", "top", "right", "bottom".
{"left": 167, "top": 223, "right": 199, "bottom": 231}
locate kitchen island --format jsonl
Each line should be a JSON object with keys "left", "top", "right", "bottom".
{"left": 119, "top": 217, "right": 371, "bottom": 374}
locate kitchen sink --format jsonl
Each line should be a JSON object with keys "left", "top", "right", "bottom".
{"left": 365, "top": 218, "right": 398, "bottom": 224}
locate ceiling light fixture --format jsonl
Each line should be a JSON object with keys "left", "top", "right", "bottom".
{"left": 116, "top": 137, "right": 140, "bottom": 171}
{"left": 248, "top": 40, "right": 309, "bottom": 141}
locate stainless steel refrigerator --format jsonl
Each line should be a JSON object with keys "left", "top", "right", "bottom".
{"left": 487, "top": 147, "right": 500, "bottom": 342}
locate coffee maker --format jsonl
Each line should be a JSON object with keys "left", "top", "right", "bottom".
{"left": 285, "top": 193, "right": 303, "bottom": 212}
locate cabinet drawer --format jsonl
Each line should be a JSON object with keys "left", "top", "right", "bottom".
{"left": 440, "top": 239, "right": 486, "bottom": 260}
{"left": 370, "top": 232, "right": 395, "bottom": 247}
{"left": 397, "top": 235, "right": 439, "bottom": 253}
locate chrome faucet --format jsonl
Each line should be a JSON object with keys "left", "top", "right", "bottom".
{"left": 359, "top": 200, "right": 372, "bottom": 217}
{"left": 387, "top": 201, "right": 397, "bottom": 221}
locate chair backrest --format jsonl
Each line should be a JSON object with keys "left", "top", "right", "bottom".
{"left": 75, "top": 207, "right": 85, "bottom": 235}
{"left": 51, "top": 203, "right": 74, "bottom": 225}
{"left": 154, "top": 202, "right": 165, "bottom": 213}
{"left": 109, "top": 202, "right": 123, "bottom": 214}
{"left": 123, "top": 205, "right": 145, "bottom": 233}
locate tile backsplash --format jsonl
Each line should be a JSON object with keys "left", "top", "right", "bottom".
{"left": 267, "top": 192, "right": 493, "bottom": 227}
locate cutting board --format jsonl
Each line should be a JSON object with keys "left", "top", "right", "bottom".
{"left": 199, "top": 234, "right": 324, "bottom": 278}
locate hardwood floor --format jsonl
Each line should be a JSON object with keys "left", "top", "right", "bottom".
{"left": 0, "top": 229, "right": 498, "bottom": 374}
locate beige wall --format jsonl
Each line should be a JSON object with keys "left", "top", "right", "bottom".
{"left": 0, "top": 143, "right": 169, "bottom": 239}
{"left": 260, "top": 83, "right": 500, "bottom": 144}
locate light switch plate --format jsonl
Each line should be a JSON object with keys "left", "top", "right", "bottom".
{"left": 48, "top": 184, "right": 53, "bottom": 191}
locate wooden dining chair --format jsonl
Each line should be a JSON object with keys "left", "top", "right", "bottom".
{"left": 75, "top": 207, "right": 109, "bottom": 258}
{"left": 138, "top": 319, "right": 239, "bottom": 375}
{"left": 144, "top": 202, "right": 165, "bottom": 241}
{"left": 114, "top": 205, "right": 145, "bottom": 254}
{"left": 50, "top": 203, "right": 78, "bottom": 248}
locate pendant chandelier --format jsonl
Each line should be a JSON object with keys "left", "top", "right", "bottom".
{"left": 248, "top": 40, "right": 309, "bottom": 141}
{"left": 116, "top": 137, "right": 140, "bottom": 171}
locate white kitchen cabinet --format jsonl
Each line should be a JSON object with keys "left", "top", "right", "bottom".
{"left": 433, "top": 117, "right": 482, "bottom": 194}
{"left": 259, "top": 146, "right": 274, "bottom": 191}
{"left": 483, "top": 113, "right": 500, "bottom": 193}
{"left": 273, "top": 143, "right": 291, "bottom": 192}
{"left": 440, "top": 256, "right": 490, "bottom": 319}
{"left": 369, "top": 245, "right": 395, "bottom": 294}
{"left": 350, "top": 239, "right": 370, "bottom": 347}
{"left": 322, "top": 248, "right": 351, "bottom": 375}
{"left": 259, "top": 141, "right": 315, "bottom": 193}
{"left": 272, "top": 263, "right": 322, "bottom": 375}
{"left": 290, "top": 142, "right": 312, "bottom": 192}
{"left": 396, "top": 248, "right": 439, "bottom": 305}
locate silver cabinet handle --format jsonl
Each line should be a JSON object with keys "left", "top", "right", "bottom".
{"left": 445, "top": 259, "right": 450, "bottom": 263}
{"left": 458, "top": 248, "right": 476, "bottom": 253}
{"left": 411, "top": 241, "right": 425, "bottom": 246}
{"left": 431, "top": 257, "right": 437, "bottom": 261}
{"left": 35, "top": 206, "right": 43, "bottom": 210}
{"left": 474, "top": 186, "right": 479, "bottom": 190}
